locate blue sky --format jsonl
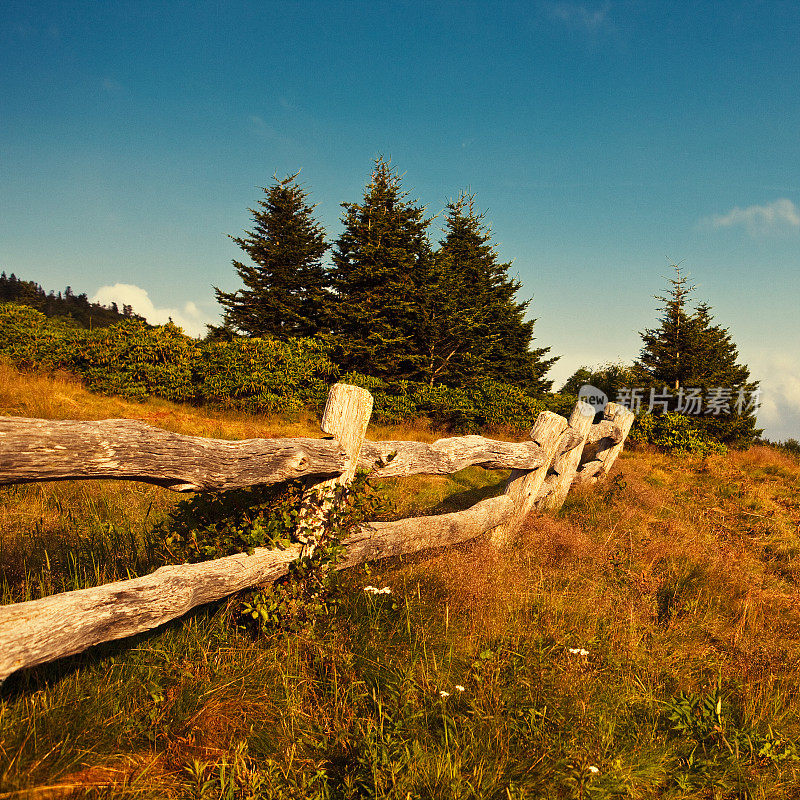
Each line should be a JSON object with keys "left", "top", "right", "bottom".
{"left": 2, "top": 1, "right": 798, "bottom": 438}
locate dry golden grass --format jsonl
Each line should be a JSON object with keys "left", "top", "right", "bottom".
{"left": 0, "top": 361, "right": 498, "bottom": 533}
{"left": 3, "top": 360, "right": 800, "bottom": 797}
{"left": 373, "top": 444, "right": 800, "bottom": 705}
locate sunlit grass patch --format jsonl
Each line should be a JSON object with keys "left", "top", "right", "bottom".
{"left": 2, "top": 364, "right": 800, "bottom": 796}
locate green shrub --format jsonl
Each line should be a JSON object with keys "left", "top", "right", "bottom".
{"left": 0, "top": 303, "right": 78, "bottom": 369}
{"left": 630, "top": 412, "right": 727, "bottom": 455}
{"left": 344, "top": 373, "right": 545, "bottom": 432}
{"left": 0, "top": 302, "right": 554, "bottom": 432}
{"left": 73, "top": 319, "right": 199, "bottom": 401}
{"left": 197, "top": 336, "right": 336, "bottom": 413}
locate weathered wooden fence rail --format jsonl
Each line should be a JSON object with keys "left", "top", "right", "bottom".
{"left": 0, "top": 384, "right": 634, "bottom": 683}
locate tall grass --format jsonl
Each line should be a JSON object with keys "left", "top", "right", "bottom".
{"left": 1, "top": 362, "right": 800, "bottom": 797}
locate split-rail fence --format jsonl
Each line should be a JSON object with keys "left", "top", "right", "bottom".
{"left": 0, "top": 383, "right": 634, "bottom": 683}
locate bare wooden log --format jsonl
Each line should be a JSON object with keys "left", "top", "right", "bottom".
{"left": 489, "top": 411, "right": 568, "bottom": 546}
{"left": 578, "top": 423, "right": 622, "bottom": 465}
{"left": 573, "top": 460, "right": 604, "bottom": 483}
{"left": 338, "top": 495, "right": 513, "bottom": 568}
{"left": 538, "top": 401, "right": 594, "bottom": 511}
{"left": 0, "top": 496, "right": 512, "bottom": 683}
{"left": 0, "top": 544, "right": 302, "bottom": 683}
{"left": 573, "top": 402, "right": 635, "bottom": 486}
{"left": 359, "top": 436, "right": 546, "bottom": 477}
{"left": 0, "top": 419, "right": 548, "bottom": 491}
{"left": 0, "top": 417, "right": 347, "bottom": 492}
{"left": 297, "top": 384, "right": 373, "bottom": 555}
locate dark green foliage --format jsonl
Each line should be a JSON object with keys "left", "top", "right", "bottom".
{"left": 215, "top": 174, "right": 329, "bottom": 339}
{"left": 198, "top": 335, "right": 336, "bottom": 413}
{"left": 157, "top": 471, "right": 394, "bottom": 639}
{"left": 239, "top": 472, "right": 394, "bottom": 638}
{"left": 0, "top": 302, "right": 551, "bottom": 432}
{"left": 629, "top": 413, "right": 727, "bottom": 455}
{"left": 342, "top": 372, "right": 546, "bottom": 432}
{"left": 420, "top": 193, "right": 556, "bottom": 392}
{"left": 0, "top": 271, "right": 142, "bottom": 328}
{"left": 328, "top": 167, "right": 557, "bottom": 393}
{"left": 561, "top": 362, "right": 638, "bottom": 403}
{"left": 0, "top": 303, "right": 79, "bottom": 369}
{"left": 665, "top": 683, "right": 798, "bottom": 793}
{"left": 328, "top": 157, "right": 435, "bottom": 380}
{"left": 74, "top": 318, "right": 200, "bottom": 402}
{"left": 634, "top": 267, "right": 760, "bottom": 447}
{"left": 156, "top": 483, "right": 303, "bottom": 564}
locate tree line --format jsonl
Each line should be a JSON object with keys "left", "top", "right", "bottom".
{"left": 0, "top": 272, "right": 142, "bottom": 328}
{"left": 213, "top": 157, "right": 759, "bottom": 445}
{"left": 213, "top": 157, "right": 557, "bottom": 393}
{"left": 0, "top": 157, "right": 761, "bottom": 447}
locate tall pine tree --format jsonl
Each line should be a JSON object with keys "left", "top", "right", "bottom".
{"left": 635, "top": 266, "right": 760, "bottom": 444}
{"left": 328, "top": 158, "right": 433, "bottom": 379}
{"left": 215, "top": 174, "right": 328, "bottom": 340}
{"left": 427, "top": 194, "right": 556, "bottom": 392}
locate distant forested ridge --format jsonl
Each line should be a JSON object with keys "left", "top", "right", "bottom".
{"left": 0, "top": 272, "right": 144, "bottom": 328}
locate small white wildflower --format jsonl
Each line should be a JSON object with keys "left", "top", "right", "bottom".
{"left": 378, "top": 587, "right": 392, "bottom": 595}
{"left": 439, "top": 690, "right": 450, "bottom": 698}
{"left": 364, "top": 586, "right": 379, "bottom": 595}
{"left": 568, "top": 647, "right": 590, "bottom": 657}
{"left": 455, "top": 685, "right": 465, "bottom": 692}
{"left": 588, "top": 766, "right": 600, "bottom": 775}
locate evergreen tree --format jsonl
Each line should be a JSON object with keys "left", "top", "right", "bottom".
{"left": 561, "top": 362, "right": 637, "bottom": 401}
{"left": 328, "top": 158, "right": 433, "bottom": 379}
{"left": 427, "top": 194, "right": 556, "bottom": 392}
{"left": 635, "top": 266, "right": 760, "bottom": 445}
{"left": 215, "top": 174, "right": 329, "bottom": 340}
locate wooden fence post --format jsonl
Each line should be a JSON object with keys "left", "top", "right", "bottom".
{"left": 573, "top": 402, "right": 635, "bottom": 486}
{"left": 538, "top": 401, "right": 594, "bottom": 512}
{"left": 296, "top": 383, "right": 373, "bottom": 555}
{"left": 490, "top": 410, "right": 569, "bottom": 547}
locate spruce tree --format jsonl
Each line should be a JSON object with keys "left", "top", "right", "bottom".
{"left": 635, "top": 266, "right": 760, "bottom": 445}
{"left": 328, "top": 158, "right": 433, "bottom": 379}
{"left": 429, "top": 194, "right": 556, "bottom": 392}
{"left": 215, "top": 174, "right": 328, "bottom": 340}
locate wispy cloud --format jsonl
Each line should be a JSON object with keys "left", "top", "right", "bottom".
{"left": 703, "top": 198, "right": 800, "bottom": 236}
{"left": 545, "top": 1, "right": 612, "bottom": 32}
{"left": 753, "top": 352, "right": 800, "bottom": 440}
{"left": 91, "top": 284, "right": 217, "bottom": 338}
{"left": 100, "top": 77, "right": 124, "bottom": 95}
{"left": 248, "top": 114, "right": 296, "bottom": 146}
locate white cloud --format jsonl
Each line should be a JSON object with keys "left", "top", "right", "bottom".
{"left": 546, "top": 1, "right": 612, "bottom": 32}
{"left": 750, "top": 352, "right": 800, "bottom": 441}
{"left": 91, "top": 284, "right": 217, "bottom": 338}
{"left": 705, "top": 198, "right": 800, "bottom": 236}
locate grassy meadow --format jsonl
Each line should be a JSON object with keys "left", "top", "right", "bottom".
{"left": 1, "top": 362, "right": 800, "bottom": 798}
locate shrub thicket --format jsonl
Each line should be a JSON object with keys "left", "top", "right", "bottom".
{"left": 629, "top": 411, "right": 727, "bottom": 455}
{"left": 0, "top": 303, "right": 556, "bottom": 432}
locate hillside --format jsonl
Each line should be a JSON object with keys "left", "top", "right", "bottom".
{"left": 0, "top": 272, "right": 144, "bottom": 329}
{"left": 1, "top": 362, "right": 800, "bottom": 798}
